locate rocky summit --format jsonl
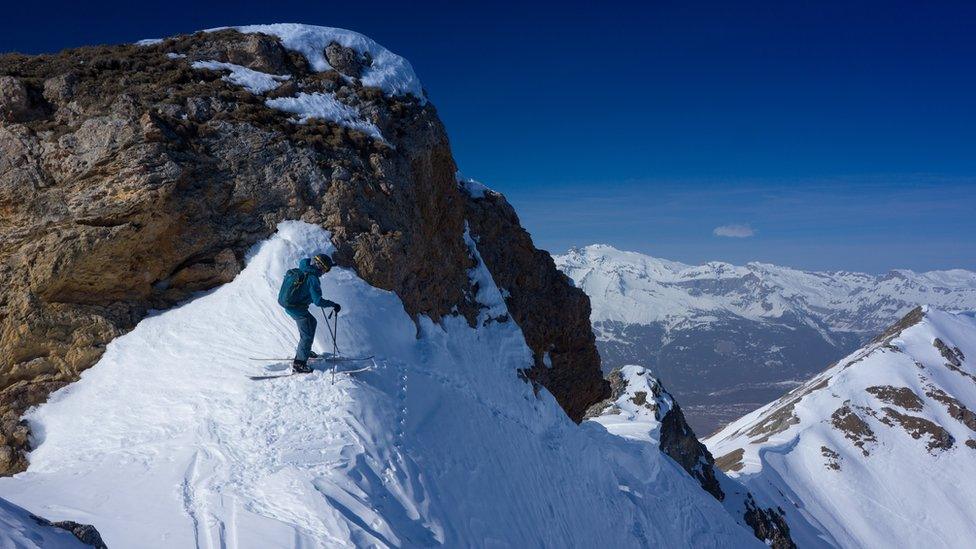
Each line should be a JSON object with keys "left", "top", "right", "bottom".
{"left": 0, "top": 25, "right": 605, "bottom": 476}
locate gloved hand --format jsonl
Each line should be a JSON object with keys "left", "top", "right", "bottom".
{"left": 332, "top": 303, "right": 342, "bottom": 313}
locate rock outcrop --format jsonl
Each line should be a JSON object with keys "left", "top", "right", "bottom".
{"left": 585, "top": 366, "right": 795, "bottom": 548}
{"left": 32, "top": 515, "right": 108, "bottom": 548}
{"left": 0, "top": 26, "right": 607, "bottom": 474}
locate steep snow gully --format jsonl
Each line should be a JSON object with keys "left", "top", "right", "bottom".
{"left": 0, "top": 222, "right": 757, "bottom": 548}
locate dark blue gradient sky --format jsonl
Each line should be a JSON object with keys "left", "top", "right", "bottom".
{"left": 4, "top": 1, "right": 974, "bottom": 272}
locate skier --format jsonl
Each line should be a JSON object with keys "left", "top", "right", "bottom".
{"left": 278, "top": 254, "right": 341, "bottom": 374}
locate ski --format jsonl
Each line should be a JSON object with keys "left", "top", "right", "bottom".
{"left": 336, "top": 365, "right": 374, "bottom": 374}
{"left": 249, "top": 355, "right": 375, "bottom": 363}
{"left": 321, "top": 355, "right": 374, "bottom": 363}
{"left": 248, "top": 365, "right": 373, "bottom": 381}
{"left": 249, "top": 373, "right": 295, "bottom": 381}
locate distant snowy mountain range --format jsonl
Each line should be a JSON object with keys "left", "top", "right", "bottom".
{"left": 555, "top": 245, "right": 976, "bottom": 434}
{"left": 705, "top": 307, "right": 976, "bottom": 547}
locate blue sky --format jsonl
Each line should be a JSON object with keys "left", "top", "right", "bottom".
{"left": 4, "top": 0, "right": 974, "bottom": 272}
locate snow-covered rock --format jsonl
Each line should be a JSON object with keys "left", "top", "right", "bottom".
{"left": 0, "top": 496, "right": 103, "bottom": 548}
{"left": 190, "top": 60, "right": 290, "bottom": 93}
{"left": 587, "top": 366, "right": 794, "bottom": 548}
{"left": 705, "top": 307, "right": 976, "bottom": 548}
{"left": 555, "top": 244, "right": 976, "bottom": 434}
{"left": 0, "top": 222, "right": 759, "bottom": 548}
{"left": 455, "top": 171, "right": 495, "bottom": 199}
{"left": 217, "top": 24, "right": 426, "bottom": 102}
{"left": 265, "top": 92, "right": 384, "bottom": 140}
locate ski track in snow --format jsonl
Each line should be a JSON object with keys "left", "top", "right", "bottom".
{"left": 0, "top": 221, "right": 758, "bottom": 548}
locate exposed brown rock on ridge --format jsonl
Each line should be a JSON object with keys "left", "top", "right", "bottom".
{"left": 877, "top": 407, "right": 955, "bottom": 452}
{"left": 0, "top": 29, "right": 607, "bottom": 473}
{"left": 866, "top": 385, "right": 924, "bottom": 411}
{"left": 831, "top": 405, "right": 876, "bottom": 456}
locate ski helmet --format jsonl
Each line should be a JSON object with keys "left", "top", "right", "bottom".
{"left": 312, "top": 254, "right": 334, "bottom": 273}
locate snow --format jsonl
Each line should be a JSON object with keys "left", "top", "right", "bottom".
{"left": 0, "top": 221, "right": 757, "bottom": 547}
{"left": 0, "top": 496, "right": 88, "bottom": 548}
{"left": 166, "top": 52, "right": 187, "bottom": 60}
{"left": 265, "top": 92, "right": 384, "bottom": 141}
{"left": 705, "top": 308, "right": 976, "bottom": 548}
{"left": 217, "top": 24, "right": 426, "bottom": 103}
{"left": 135, "top": 38, "right": 163, "bottom": 46}
{"left": 455, "top": 171, "right": 494, "bottom": 199}
{"left": 555, "top": 244, "right": 976, "bottom": 333}
{"left": 191, "top": 60, "right": 290, "bottom": 94}
{"left": 462, "top": 223, "right": 507, "bottom": 320}
{"left": 589, "top": 365, "right": 673, "bottom": 444}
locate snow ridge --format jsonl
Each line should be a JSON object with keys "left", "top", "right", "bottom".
{"left": 0, "top": 222, "right": 757, "bottom": 548}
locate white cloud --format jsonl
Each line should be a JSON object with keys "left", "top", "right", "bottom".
{"left": 713, "top": 224, "right": 756, "bottom": 238}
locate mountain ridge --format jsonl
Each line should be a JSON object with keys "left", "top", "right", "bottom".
{"left": 704, "top": 306, "right": 976, "bottom": 547}
{"left": 555, "top": 244, "right": 976, "bottom": 433}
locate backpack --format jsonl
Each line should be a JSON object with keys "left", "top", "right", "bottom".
{"left": 278, "top": 268, "right": 310, "bottom": 307}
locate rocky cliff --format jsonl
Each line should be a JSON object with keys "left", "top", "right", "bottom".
{"left": 0, "top": 25, "right": 607, "bottom": 475}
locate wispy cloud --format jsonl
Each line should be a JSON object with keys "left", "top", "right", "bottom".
{"left": 713, "top": 224, "right": 756, "bottom": 238}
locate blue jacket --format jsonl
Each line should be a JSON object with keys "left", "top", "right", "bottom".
{"left": 283, "top": 258, "right": 337, "bottom": 318}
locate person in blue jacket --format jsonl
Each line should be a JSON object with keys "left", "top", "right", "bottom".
{"left": 277, "top": 254, "right": 341, "bottom": 373}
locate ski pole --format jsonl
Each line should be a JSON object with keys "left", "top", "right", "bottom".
{"left": 320, "top": 306, "right": 339, "bottom": 354}
{"left": 332, "top": 311, "right": 339, "bottom": 384}
{"left": 321, "top": 306, "right": 340, "bottom": 384}
{"left": 333, "top": 311, "right": 339, "bottom": 356}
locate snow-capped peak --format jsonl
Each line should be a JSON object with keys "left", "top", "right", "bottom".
{"left": 705, "top": 307, "right": 976, "bottom": 547}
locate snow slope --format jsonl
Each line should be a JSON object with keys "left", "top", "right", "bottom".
{"left": 705, "top": 308, "right": 976, "bottom": 548}
{"left": 0, "top": 496, "right": 89, "bottom": 548}
{"left": 0, "top": 222, "right": 757, "bottom": 548}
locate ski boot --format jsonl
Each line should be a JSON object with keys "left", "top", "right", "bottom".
{"left": 292, "top": 360, "right": 313, "bottom": 374}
